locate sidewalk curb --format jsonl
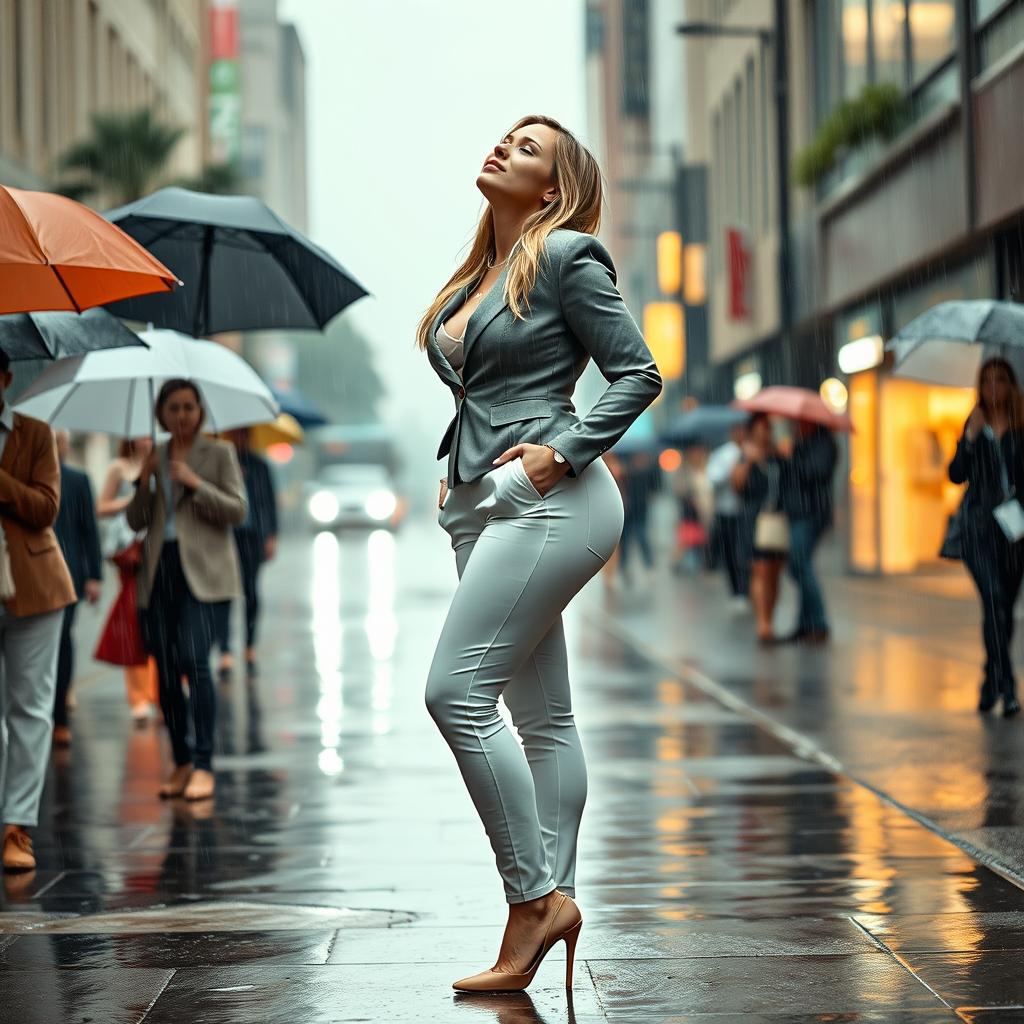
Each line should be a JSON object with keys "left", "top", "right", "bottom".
{"left": 588, "top": 606, "right": 1024, "bottom": 895}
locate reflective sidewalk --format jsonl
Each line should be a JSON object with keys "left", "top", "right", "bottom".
{"left": 0, "top": 521, "right": 1020, "bottom": 1021}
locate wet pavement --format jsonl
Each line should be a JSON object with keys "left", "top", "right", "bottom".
{"left": 2, "top": 517, "right": 1024, "bottom": 1021}
{"left": 600, "top": 521, "right": 1024, "bottom": 891}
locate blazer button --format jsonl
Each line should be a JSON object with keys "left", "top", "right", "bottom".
{"left": 457, "top": 387, "right": 466, "bottom": 400}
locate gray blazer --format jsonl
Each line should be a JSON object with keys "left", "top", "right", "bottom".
{"left": 126, "top": 435, "right": 247, "bottom": 608}
{"left": 427, "top": 229, "right": 663, "bottom": 488}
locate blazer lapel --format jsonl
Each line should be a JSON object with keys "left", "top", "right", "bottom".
{"left": 427, "top": 287, "right": 469, "bottom": 390}
{"left": 461, "top": 263, "right": 510, "bottom": 370}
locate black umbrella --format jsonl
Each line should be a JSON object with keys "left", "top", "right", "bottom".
{"left": 103, "top": 187, "right": 369, "bottom": 336}
{"left": 0, "top": 308, "right": 146, "bottom": 360}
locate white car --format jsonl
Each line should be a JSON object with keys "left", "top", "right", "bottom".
{"left": 304, "top": 463, "right": 401, "bottom": 530}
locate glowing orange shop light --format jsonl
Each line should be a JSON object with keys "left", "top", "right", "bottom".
{"left": 643, "top": 302, "right": 685, "bottom": 380}
{"left": 657, "top": 231, "right": 682, "bottom": 295}
{"left": 266, "top": 442, "right": 294, "bottom": 464}
{"left": 659, "top": 448, "right": 682, "bottom": 472}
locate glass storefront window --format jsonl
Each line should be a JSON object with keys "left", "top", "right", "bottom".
{"left": 842, "top": 0, "right": 870, "bottom": 96}
{"left": 909, "top": 0, "right": 957, "bottom": 81}
{"left": 975, "top": 0, "right": 1011, "bottom": 22}
{"left": 874, "top": 0, "right": 910, "bottom": 85}
{"left": 978, "top": 0, "right": 1024, "bottom": 70}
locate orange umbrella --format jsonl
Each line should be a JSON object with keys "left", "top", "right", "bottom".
{"left": 0, "top": 185, "right": 178, "bottom": 315}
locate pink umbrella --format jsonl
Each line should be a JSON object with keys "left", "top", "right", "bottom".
{"left": 733, "top": 386, "right": 853, "bottom": 432}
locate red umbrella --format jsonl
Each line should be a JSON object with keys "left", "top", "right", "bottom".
{"left": 733, "top": 386, "right": 852, "bottom": 432}
{"left": 0, "top": 185, "right": 178, "bottom": 315}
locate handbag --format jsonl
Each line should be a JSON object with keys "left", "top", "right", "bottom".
{"left": 991, "top": 431, "right": 1024, "bottom": 543}
{"left": 754, "top": 462, "right": 790, "bottom": 553}
{"left": 102, "top": 510, "right": 140, "bottom": 561}
{"left": 939, "top": 502, "right": 964, "bottom": 560}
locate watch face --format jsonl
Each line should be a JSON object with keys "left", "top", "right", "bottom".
{"left": 553, "top": 451, "right": 565, "bottom": 463}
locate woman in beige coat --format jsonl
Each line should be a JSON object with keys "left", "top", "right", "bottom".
{"left": 127, "top": 379, "right": 246, "bottom": 801}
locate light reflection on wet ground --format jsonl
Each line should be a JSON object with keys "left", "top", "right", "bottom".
{"left": 0, "top": 522, "right": 1021, "bottom": 1021}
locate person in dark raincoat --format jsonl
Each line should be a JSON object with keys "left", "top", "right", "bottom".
{"left": 949, "top": 357, "right": 1024, "bottom": 717}
{"left": 779, "top": 421, "right": 837, "bottom": 644}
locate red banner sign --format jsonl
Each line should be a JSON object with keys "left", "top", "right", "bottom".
{"left": 726, "top": 227, "right": 752, "bottom": 321}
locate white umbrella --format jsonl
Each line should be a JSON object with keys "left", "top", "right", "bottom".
{"left": 888, "top": 300, "right": 1024, "bottom": 386}
{"left": 13, "top": 328, "right": 278, "bottom": 435}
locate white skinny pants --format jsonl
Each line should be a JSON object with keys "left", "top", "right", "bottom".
{"left": 425, "top": 456, "right": 623, "bottom": 903}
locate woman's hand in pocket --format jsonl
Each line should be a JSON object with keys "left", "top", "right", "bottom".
{"left": 493, "top": 443, "right": 569, "bottom": 497}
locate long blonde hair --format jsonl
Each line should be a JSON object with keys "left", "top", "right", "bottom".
{"left": 416, "top": 115, "right": 604, "bottom": 350}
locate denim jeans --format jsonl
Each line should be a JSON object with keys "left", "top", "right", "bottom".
{"left": 787, "top": 518, "right": 829, "bottom": 634}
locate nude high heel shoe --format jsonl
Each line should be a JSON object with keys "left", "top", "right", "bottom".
{"left": 452, "top": 891, "right": 583, "bottom": 993}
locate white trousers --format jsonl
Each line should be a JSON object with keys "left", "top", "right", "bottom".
{"left": 0, "top": 607, "right": 63, "bottom": 827}
{"left": 426, "top": 457, "right": 623, "bottom": 903}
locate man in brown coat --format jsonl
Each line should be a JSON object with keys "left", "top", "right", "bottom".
{"left": 0, "top": 351, "right": 76, "bottom": 872}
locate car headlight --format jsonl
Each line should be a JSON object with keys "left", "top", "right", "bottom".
{"left": 364, "top": 489, "right": 397, "bottom": 521}
{"left": 308, "top": 490, "right": 340, "bottom": 524}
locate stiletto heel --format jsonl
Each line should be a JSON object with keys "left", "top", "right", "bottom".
{"left": 563, "top": 919, "right": 582, "bottom": 989}
{"left": 452, "top": 892, "right": 583, "bottom": 992}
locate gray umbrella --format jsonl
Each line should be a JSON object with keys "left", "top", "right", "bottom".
{"left": 661, "top": 405, "right": 749, "bottom": 446}
{"left": 103, "top": 187, "right": 369, "bottom": 336}
{"left": 0, "top": 307, "right": 145, "bottom": 361}
{"left": 888, "top": 300, "right": 1024, "bottom": 386}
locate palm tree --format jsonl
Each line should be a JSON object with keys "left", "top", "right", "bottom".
{"left": 175, "top": 162, "right": 244, "bottom": 195}
{"left": 57, "top": 107, "right": 185, "bottom": 206}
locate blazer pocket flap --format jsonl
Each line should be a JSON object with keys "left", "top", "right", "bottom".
{"left": 26, "top": 533, "right": 57, "bottom": 555}
{"left": 489, "top": 398, "right": 551, "bottom": 427}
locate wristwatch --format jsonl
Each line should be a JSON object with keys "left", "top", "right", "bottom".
{"left": 546, "top": 445, "right": 566, "bottom": 464}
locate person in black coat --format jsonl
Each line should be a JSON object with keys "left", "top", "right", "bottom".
{"left": 779, "top": 422, "right": 838, "bottom": 644}
{"left": 215, "top": 429, "right": 278, "bottom": 677}
{"left": 949, "top": 357, "right": 1024, "bottom": 717}
{"left": 52, "top": 431, "right": 102, "bottom": 744}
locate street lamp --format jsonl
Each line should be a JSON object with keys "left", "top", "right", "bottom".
{"left": 677, "top": 1, "right": 793, "bottom": 374}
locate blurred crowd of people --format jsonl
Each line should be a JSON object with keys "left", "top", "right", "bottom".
{"left": 1, "top": 368, "right": 278, "bottom": 873}
{"left": 605, "top": 414, "right": 838, "bottom": 648}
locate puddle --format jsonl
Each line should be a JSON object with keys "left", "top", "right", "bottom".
{"left": 0, "top": 900, "right": 418, "bottom": 933}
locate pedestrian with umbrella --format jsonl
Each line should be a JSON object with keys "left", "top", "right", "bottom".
{"left": 731, "top": 413, "right": 788, "bottom": 644}
{"left": 948, "top": 358, "right": 1024, "bottom": 717}
{"left": 127, "top": 380, "right": 247, "bottom": 801}
{"left": 734, "top": 387, "right": 843, "bottom": 644}
{"left": 706, "top": 417, "right": 752, "bottom": 606}
{"left": 16, "top": 332, "right": 278, "bottom": 800}
{"left": 0, "top": 347, "right": 77, "bottom": 872}
{"left": 889, "top": 300, "right": 1024, "bottom": 715}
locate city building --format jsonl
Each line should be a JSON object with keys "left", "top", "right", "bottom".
{"left": 0, "top": 0, "right": 207, "bottom": 189}
{"left": 584, "top": 0, "right": 710, "bottom": 415}
{"left": 592, "top": 0, "right": 1024, "bottom": 576}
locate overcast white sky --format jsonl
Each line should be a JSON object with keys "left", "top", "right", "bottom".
{"left": 278, "top": 0, "right": 587, "bottom": 484}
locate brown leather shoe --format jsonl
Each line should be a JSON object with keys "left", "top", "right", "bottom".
{"left": 3, "top": 825, "right": 35, "bottom": 872}
{"left": 52, "top": 725, "right": 72, "bottom": 747}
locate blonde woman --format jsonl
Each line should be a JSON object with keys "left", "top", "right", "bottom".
{"left": 420, "top": 115, "right": 662, "bottom": 992}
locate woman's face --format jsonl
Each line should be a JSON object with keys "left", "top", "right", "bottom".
{"left": 477, "top": 122, "right": 559, "bottom": 210}
{"left": 160, "top": 388, "right": 202, "bottom": 439}
{"left": 982, "top": 365, "right": 1014, "bottom": 411}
